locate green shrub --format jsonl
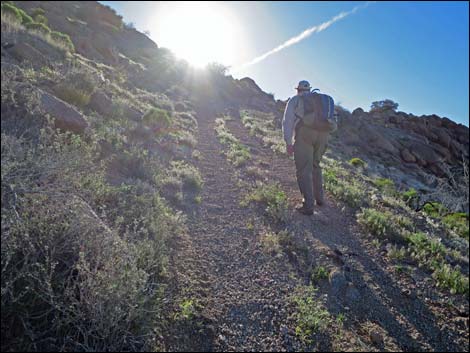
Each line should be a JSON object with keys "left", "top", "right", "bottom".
{"left": 442, "top": 213, "right": 469, "bottom": 240}
{"left": 142, "top": 107, "right": 172, "bottom": 132}
{"left": 406, "top": 232, "right": 446, "bottom": 270}
{"left": 168, "top": 160, "right": 203, "bottom": 191}
{"left": 422, "top": 201, "right": 447, "bottom": 218}
{"left": 311, "top": 266, "right": 329, "bottom": 283}
{"left": 357, "top": 208, "right": 408, "bottom": 242}
{"left": 1, "top": 3, "right": 22, "bottom": 22}
{"left": 324, "top": 168, "right": 366, "bottom": 208}
{"left": 432, "top": 264, "right": 469, "bottom": 295}
{"left": 242, "top": 183, "right": 288, "bottom": 223}
{"left": 54, "top": 84, "right": 91, "bottom": 107}
{"left": 17, "top": 6, "right": 33, "bottom": 25}
{"left": 227, "top": 142, "right": 251, "bottom": 166}
{"left": 31, "top": 7, "right": 46, "bottom": 18}
{"left": 402, "top": 187, "right": 418, "bottom": 207}
{"left": 25, "top": 21, "right": 51, "bottom": 35}
{"left": 292, "top": 285, "right": 331, "bottom": 343}
{"left": 50, "top": 31, "right": 75, "bottom": 52}
{"left": 349, "top": 157, "right": 367, "bottom": 168}
{"left": 374, "top": 177, "right": 396, "bottom": 195}
{"left": 33, "top": 13, "right": 47, "bottom": 25}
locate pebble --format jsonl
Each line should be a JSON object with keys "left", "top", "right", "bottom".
{"left": 370, "top": 330, "right": 384, "bottom": 346}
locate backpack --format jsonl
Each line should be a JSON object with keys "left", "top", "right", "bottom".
{"left": 297, "top": 90, "right": 335, "bottom": 131}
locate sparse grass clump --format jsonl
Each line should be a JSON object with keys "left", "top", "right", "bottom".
{"left": 374, "top": 177, "right": 396, "bottom": 196}
{"left": 323, "top": 166, "right": 367, "bottom": 208}
{"left": 292, "top": 285, "right": 331, "bottom": 343}
{"left": 242, "top": 183, "right": 289, "bottom": 223}
{"left": 215, "top": 117, "right": 251, "bottom": 166}
{"left": 50, "top": 31, "right": 75, "bottom": 52}
{"left": 311, "top": 266, "right": 329, "bottom": 283}
{"left": 25, "top": 21, "right": 51, "bottom": 35}
{"left": 240, "top": 110, "right": 286, "bottom": 154}
{"left": 442, "top": 212, "right": 469, "bottom": 240}
{"left": 432, "top": 264, "right": 469, "bottom": 295}
{"left": 406, "top": 232, "right": 446, "bottom": 269}
{"left": 142, "top": 107, "right": 172, "bottom": 132}
{"left": 357, "top": 208, "right": 411, "bottom": 242}
{"left": 349, "top": 157, "right": 367, "bottom": 168}
{"left": 167, "top": 160, "right": 203, "bottom": 191}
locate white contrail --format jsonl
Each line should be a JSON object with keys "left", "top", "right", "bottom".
{"left": 232, "top": 2, "right": 374, "bottom": 72}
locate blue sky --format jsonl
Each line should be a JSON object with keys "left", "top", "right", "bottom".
{"left": 101, "top": 1, "right": 469, "bottom": 126}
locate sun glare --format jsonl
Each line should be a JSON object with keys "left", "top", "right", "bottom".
{"left": 151, "top": 2, "right": 241, "bottom": 68}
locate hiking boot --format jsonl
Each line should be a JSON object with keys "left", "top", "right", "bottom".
{"left": 295, "top": 205, "right": 313, "bottom": 215}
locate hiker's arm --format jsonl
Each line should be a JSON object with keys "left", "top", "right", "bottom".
{"left": 282, "top": 97, "right": 298, "bottom": 146}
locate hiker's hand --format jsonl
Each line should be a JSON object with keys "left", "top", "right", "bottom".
{"left": 286, "top": 144, "right": 294, "bottom": 156}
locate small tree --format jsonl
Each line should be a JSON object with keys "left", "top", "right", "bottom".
{"left": 370, "top": 99, "right": 399, "bottom": 113}
{"left": 206, "top": 62, "right": 228, "bottom": 77}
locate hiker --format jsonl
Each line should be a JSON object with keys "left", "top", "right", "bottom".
{"left": 282, "top": 80, "right": 337, "bottom": 215}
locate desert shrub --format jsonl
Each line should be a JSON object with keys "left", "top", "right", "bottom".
{"left": 1, "top": 3, "right": 33, "bottom": 25}
{"left": 142, "top": 107, "right": 172, "bottom": 133}
{"left": 242, "top": 183, "right": 289, "bottom": 223}
{"left": 54, "top": 84, "right": 91, "bottom": 107}
{"left": 292, "top": 285, "right": 331, "bottom": 343}
{"left": 402, "top": 187, "right": 419, "bottom": 207}
{"left": 25, "top": 21, "right": 51, "bottom": 35}
{"left": 442, "top": 213, "right": 469, "bottom": 240}
{"left": 33, "top": 13, "right": 47, "bottom": 25}
{"left": 432, "top": 264, "right": 469, "bottom": 295}
{"left": 406, "top": 232, "right": 446, "bottom": 270}
{"left": 53, "top": 68, "right": 97, "bottom": 108}
{"left": 31, "top": 7, "right": 46, "bottom": 18}
{"left": 1, "top": 2, "right": 22, "bottom": 22}
{"left": 357, "top": 208, "right": 410, "bottom": 242}
{"left": 227, "top": 142, "right": 251, "bottom": 167}
{"left": 311, "top": 266, "right": 329, "bottom": 283}
{"left": 374, "top": 177, "right": 396, "bottom": 196}
{"left": 50, "top": 31, "right": 75, "bottom": 52}
{"left": 324, "top": 168, "right": 366, "bottom": 208}
{"left": 2, "top": 101, "right": 180, "bottom": 350}
{"left": 349, "top": 157, "right": 367, "bottom": 168}
{"left": 166, "top": 160, "right": 203, "bottom": 192}
{"left": 422, "top": 201, "right": 447, "bottom": 218}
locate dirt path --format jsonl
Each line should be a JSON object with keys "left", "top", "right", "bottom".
{"left": 225, "top": 111, "right": 468, "bottom": 352}
{"left": 166, "top": 103, "right": 304, "bottom": 352}
{"left": 166, "top": 104, "right": 468, "bottom": 352}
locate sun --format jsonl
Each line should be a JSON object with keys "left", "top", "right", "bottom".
{"left": 151, "top": 2, "right": 241, "bottom": 68}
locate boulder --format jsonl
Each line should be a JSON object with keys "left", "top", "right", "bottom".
{"left": 8, "top": 42, "right": 49, "bottom": 68}
{"left": 88, "top": 90, "right": 114, "bottom": 116}
{"left": 431, "top": 127, "right": 451, "bottom": 148}
{"left": 408, "top": 142, "right": 441, "bottom": 166}
{"left": 400, "top": 149, "right": 416, "bottom": 163}
{"left": 39, "top": 89, "right": 88, "bottom": 133}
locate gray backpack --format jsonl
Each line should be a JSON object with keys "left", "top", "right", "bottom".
{"left": 298, "top": 90, "right": 335, "bottom": 131}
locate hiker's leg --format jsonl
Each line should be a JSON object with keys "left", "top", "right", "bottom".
{"left": 294, "top": 129, "right": 314, "bottom": 209}
{"left": 312, "top": 131, "right": 329, "bottom": 205}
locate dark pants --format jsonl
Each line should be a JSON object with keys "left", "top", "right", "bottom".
{"left": 294, "top": 125, "right": 329, "bottom": 209}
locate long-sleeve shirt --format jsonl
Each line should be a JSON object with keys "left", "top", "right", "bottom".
{"left": 282, "top": 94, "right": 304, "bottom": 145}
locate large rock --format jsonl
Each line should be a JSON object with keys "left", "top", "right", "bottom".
{"left": 431, "top": 127, "right": 451, "bottom": 148}
{"left": 88, "top": 90, "right": 114, "bottom": 116}
{"left": 400, "top": 148, "right": 416, "bottom": 163}
{"left": 39, "top": 89, "right": 88, "bottom": 133}
{"left": 408, "top": 142, "right": 441, "bottom": 166}
{"left": 7, "top": 42, "right": 49, "bottom": 68}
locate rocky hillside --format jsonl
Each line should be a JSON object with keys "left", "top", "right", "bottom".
{"left": 1, "top": 1, "right": 469, "bottom": 352}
